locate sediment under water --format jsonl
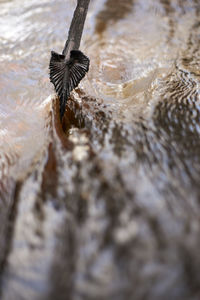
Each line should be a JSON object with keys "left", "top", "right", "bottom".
{"left": 0, "top": 0, "right": 200, "bottom": 299}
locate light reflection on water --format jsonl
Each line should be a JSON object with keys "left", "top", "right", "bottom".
{"left": 0, "top": 0, "right": 76, "bottom": 182}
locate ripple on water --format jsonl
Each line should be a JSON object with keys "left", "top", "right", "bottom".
{"left": 81, "top": 0, "right": 199, "bottom": 124}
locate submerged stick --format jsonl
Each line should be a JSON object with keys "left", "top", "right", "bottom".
{"left": 49, "top": 0, "right": 90, "bottom": 120}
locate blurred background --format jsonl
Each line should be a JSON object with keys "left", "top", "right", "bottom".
{"left": 0, "top": 0, "right": 200, "bottom": 299}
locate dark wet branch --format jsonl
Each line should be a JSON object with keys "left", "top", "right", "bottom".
{"left": 49, "top": 0, "right": 90, "bottom": 120}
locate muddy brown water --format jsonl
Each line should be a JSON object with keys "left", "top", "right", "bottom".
{"left": 0, "top": 0, "right": 200, "bottom": 299}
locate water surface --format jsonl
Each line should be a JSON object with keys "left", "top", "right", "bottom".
{"left": 0, "top": 0, "right": 200, "bottom": 299}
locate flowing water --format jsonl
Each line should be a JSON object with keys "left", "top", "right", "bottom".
{"left": 0, "top": 0, "right": 200, "bottom": 299}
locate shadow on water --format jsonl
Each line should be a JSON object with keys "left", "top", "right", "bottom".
{"left": 95, "top": 0, "right": 135, "bottom": 34}
{"left": 0, "top": 0, "right": 200, "bottom": 300}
